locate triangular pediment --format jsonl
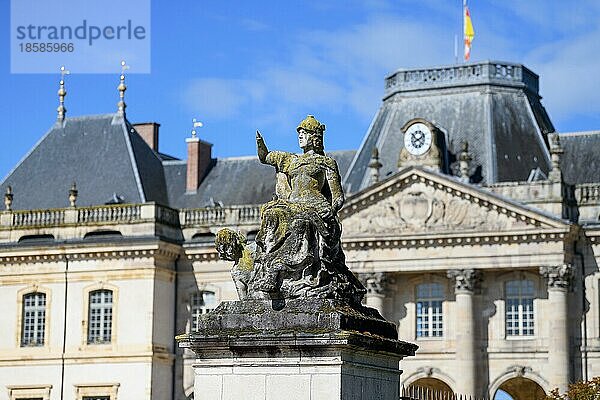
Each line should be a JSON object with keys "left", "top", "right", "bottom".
{"left": 340, "top": 167, "right": 570, "bottom": 238}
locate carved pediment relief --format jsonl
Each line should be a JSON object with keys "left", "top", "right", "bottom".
{"left": 340, "top": 171, "right": 563, "bottom": 238}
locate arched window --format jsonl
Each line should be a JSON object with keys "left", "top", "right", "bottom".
{"left": 505, "top": 280, "right": 535, "bottom": 337}
{"left": 190, "top": 291, "right": 217, "bottom": 332}
{"left": 496, "top": 376, "right": 546, "bottom": 399}
{"left": 88, "top": 290, "right": 113, "bottom": 344}
{"left": 416, "top": 283, "right": 444, "bottom": 338}
{"left": 21, "top": 292, "right": 46, "bottom": 346}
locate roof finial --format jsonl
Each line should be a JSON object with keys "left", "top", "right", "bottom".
{"left": 69, "top": 182, "right": 78, "bottom": 207}
{"left": 57, "top": 66, "right": 70, "bottom": 122}
{"left": 117, "top": 60, "right": 130, "bottom": 115}
{"left": 4, "top": 186, "right": 13, "bottom": 211}
{"left": 548, "top": 132, "right": 563, "bottom": 182}
{"left": 459, "top": 141, "right": 472, "bottom": 183}
{"left": 368, "top": 147, "right": 383, "bottom": 184}
{"left": 191, "top": 118, "right": 203, "bottom": 138}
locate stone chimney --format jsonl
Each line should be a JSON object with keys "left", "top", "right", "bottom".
{"left": 186, "top": 136, "right": 213, "bottom": 193}
{"left": 134, "top": 122, "right": 160, "bottom": 151}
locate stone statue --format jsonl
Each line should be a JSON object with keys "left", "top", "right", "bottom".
{"left": 216, "top": 115, "right": 366, "bottom": 305}
{"left": 215, "top": 228, "right": 256, "bottom": 300}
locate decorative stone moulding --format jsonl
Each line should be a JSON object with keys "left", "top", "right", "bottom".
{"left": 342, "top": 231, "right": 566, "bottom": 250}
{"left": 187, "top": 252, "right": 219, "bottom": 261}
{"left": 540, "top": 264, "right": 573, "bottom": 290}
{"left": 340, "top": 172, "right": 545, "bottom": 231}
{"left": 358, "top": 272, "right": 390, "bottom": 296}
{"left": 0, "top": 248, "right": 178, "bottom": 264}
{"left": 447, "top": 269, "right": 481, "bottom": 292}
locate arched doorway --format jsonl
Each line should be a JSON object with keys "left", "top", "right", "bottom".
{"left": 496, "top": 377, "right": 546, "bottom": 400}
{"left": 410, "top": 377, "right": 453, "bottom": 394}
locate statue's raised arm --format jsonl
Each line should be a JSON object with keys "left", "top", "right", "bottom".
{"left": 256, "top": 130, "right": 269, "bottom": 163}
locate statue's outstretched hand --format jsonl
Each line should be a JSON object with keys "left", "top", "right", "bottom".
{"left": 256, "top": 130, "right": 264, "bottom": 144}
{"left": 256, "top": 130, "right": 268, "bottom": 162}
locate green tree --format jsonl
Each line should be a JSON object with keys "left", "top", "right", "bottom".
{"left": 546, "top": 377, "right": 600, "bottom": 400}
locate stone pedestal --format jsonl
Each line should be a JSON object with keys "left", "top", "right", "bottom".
{"left": 177, "top": 299, "right": 417, "bottom": 400}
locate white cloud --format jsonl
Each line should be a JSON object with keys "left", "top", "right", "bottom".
{"left": 182, "top": 14, "right": 451, "bottom": 124}
{"left": 525, "top": 26, "right": 600, "bottom": 121}
{"left": 183, "top": 78, "right": 265, "bottom": 119}
{"left": 240, "top": 18, "right": 269, "bottom": 32}
{"left": 182, "top": 4, "right": 600, "bottom": 133}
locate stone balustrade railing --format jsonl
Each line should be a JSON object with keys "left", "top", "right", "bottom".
{"left": 385, "top": 61, "right": 539, "bottom": 96}
{"left": 77, "top": 204, "right": 141, "bottom": 223}
{"left": 0, "top": 203, "right": 261, "bottom": 229}
{"left": 575, "top": 183, "right": 600, "bottom": 204}
{"left": 0, "top": 203, "right": 181, "bottom": 229}
{"left": 11, "top": 209, "right": 65, "bottom": 227}
{"left": 179, "top": 205, "right": 261, "bottom": 227}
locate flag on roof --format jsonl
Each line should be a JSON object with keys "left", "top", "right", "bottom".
{"left": 464, "top": 1, "right": 475, "bottom": 61}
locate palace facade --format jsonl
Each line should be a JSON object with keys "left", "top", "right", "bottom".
{"left": 1, "top": 61, "right": 599, "bottom": 400}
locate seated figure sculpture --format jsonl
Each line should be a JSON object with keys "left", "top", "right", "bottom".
{"left": 215, "top": 228, "right": 256, "bottom": 300}
{"left": 216, "top": 115, "right": 366, "bottom": 305}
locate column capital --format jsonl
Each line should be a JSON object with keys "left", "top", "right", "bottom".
{"left": 447, "top": 269, "right": 481, "bottom": 293}
{"left": 358, "top": 272, "right": 390, "bottom": 296}
{"left": 540, "top": 264, "right": 573, "bottom": 290}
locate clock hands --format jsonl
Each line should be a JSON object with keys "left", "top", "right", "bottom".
{"left": 411, "top": 130, "right": 426, "bottom": 148}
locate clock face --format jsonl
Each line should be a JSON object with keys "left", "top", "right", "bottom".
{"left": 404, "top": 123, "right": 433, "bottom": 156}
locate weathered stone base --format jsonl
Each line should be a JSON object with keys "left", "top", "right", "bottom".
{"left": 177, "top": 299, "right": 417, "bottom": 400}
{"left": 191, "top": 339, "right": 404, "bottom": 400}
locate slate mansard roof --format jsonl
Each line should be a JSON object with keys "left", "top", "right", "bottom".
{"left": 0, "top": 112, "right": 356, "bottom": 210}
{"left": 560, "top": 131, "right": 600, "bottom": 185}
{"left": 343, "top": 61, "right": 556, "bottom": 192}
{"left": 0, "top": 114, "right": 169, "bottom": 210}
{"left": 1, "top": 61, "right": 599, "bottom": 211}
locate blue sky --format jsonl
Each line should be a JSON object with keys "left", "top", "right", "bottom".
{"left": 1, "top": 0, "right": 600, "bottom": 181}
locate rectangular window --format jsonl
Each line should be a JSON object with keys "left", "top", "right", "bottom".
{"left": 87, "top": 290, "right": 113, "bottom": 344}
{"left": 21, "top": 292, "right": 46, "bottom": 346}
{"left": 416, "top": 283, "right": 444, "bottom": 338}
{"left": 505, "top": 280, "right": 535, "bottom": 337}
{"left": 190, "top": 291, "right": 216, "bottom": 332}
{"left": 75, "top": 384, "right": 118, "bottom": 400}
{"left": 7, "top": 384, "right": 52, "bottom": 400}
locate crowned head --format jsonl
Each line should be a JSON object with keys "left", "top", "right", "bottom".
{"left": 296, "top": 115, "right": 325, "bottom": 155}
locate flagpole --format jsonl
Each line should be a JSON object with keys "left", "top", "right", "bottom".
{"left": 463, "top": 0, "right": 466, "bottom": 62}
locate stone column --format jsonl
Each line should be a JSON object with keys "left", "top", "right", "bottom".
{"left": 540, "top": 264, "right": 573, "bottom": 393}
{"left": 360, "top": 272, "right": 389, "bottom": 316}
{"left": 447, "top": 269, "right": 480, "bottom": 397}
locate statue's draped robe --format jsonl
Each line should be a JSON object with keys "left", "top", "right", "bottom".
{"left": 253, "top": 151, "right": 365, "bottom": 302}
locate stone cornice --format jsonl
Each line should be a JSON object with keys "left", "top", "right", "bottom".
{"left": 0, "top": 247, "right": 180, "bottom": 265}
{"left": 342, "top": 230, "right": 568, "bottom": 250}
{"left": 186, "top": 252, "right": 220, "bottom": 262}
